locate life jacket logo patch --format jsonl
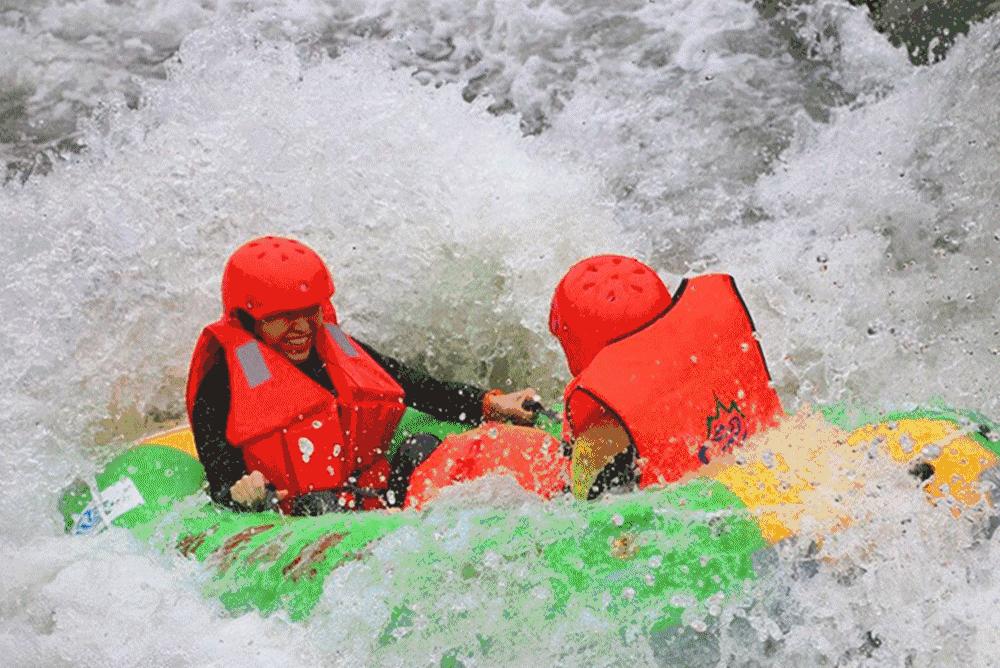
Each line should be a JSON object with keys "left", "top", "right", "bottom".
{"left": 698, "top": 397, "right": 747, "bottom": 464}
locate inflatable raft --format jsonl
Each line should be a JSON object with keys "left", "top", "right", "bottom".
{"left": 59, "top": 404, "right": 1000, "bottom": 642}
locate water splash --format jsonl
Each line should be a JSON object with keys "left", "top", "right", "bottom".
{"left": 2, "top": 3, "right": 1000, "bottom": 665}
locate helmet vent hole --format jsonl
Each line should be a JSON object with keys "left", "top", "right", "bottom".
{"left": 631, "top": 285, "right": 643, "bottom": 293}
{"left": 281, "top": 254, "right": 289, "bottom": 261}
{"left": 295, "top": 248, "right": 305, "bottom": 254}
{"left": 633, "top": 268, "right": 645, "bottom": 275}
{"left": 582, "top": 282, "right": 595, "bottom": 290}
{"left": 249, "top": 242, "right": 259, "bottom": 248}
{"left": 273, "top": 243, "right": 280, "bottom": 248}
{"left": 607, "top": 291, "right": 616, "bottom": 302}
{"left": 612, "top": 257, "right": 622, "bottom": 265}
{"left": 256, "top": 252, "right": 266, "bottom": 260}
{"left": 587, "top": 264, "right": 598, "bottom": 272}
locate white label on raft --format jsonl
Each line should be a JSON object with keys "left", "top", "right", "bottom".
{"left": 71, "top": 477, "right": 146, "bottom": 536}
{"left": 101, "top": 477, "right": 145, "bottom": 521}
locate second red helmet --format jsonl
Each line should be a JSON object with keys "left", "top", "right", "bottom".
{"left": 549, "top": 255, "right": 672, "bottom": 376}
{"left": 221, "top": 236, "right": 335, "bottom": 319}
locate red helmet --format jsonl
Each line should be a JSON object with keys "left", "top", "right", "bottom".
{"left": 221, "top": 236, "right": 335, "bottom": 319}
{"left": 549, "top": 255, "right": 671, "bottom": 376}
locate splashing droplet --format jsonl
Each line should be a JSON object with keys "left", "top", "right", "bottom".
{"left": 298, "top": 437, "right": 314, "bottom": 463}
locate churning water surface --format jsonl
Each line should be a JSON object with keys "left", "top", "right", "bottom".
{"left": 1, "top": 0, "right": 999, "bottom": 665}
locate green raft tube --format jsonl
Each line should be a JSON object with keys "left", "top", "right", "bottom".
{"left": 59, "top": 404, "right": 1000, "bottom": 655}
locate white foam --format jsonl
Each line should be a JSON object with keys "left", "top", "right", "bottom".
{"left": 0, "top": 20, "right": 627, "bottom": 663}
{"left": 0, "top": 531, "right": 322, "bottom": 665}
{"left": 707, "top": 17, "right": 1000, "bottom": 415}
{"left": 3, "top": 2, "right": 1000, "bottom": 665}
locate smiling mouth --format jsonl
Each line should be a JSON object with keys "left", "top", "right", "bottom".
{"left": 284, "top": 335, "right": 312, "bottom": 349}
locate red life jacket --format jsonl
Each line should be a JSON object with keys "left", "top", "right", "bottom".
{"left": 405, "top": 424, "right": 569, "bottom": 509}
{"left": 563, "top": 274, "right": 782, "bottom": 486}
{"left": 185, "top": 317, "right": 405, "bottom": 512}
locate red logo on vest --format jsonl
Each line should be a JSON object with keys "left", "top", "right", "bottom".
{"left": 699, "top": 397, "right": 748, "bottom": 465}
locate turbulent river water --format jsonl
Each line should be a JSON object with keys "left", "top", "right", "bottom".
{"left": 1, "top": 1, "right": 999, "bottom": 665}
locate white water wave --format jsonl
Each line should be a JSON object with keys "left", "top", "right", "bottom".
{"left": 1, "top": 3, "right": 999, "bottom": 666}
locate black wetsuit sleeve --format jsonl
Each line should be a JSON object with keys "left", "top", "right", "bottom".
{"left": 356, "top": 340, "right": 487, "bottom": 425}
{"left": 190, "top": 357, "right": 247, "bottom": 509}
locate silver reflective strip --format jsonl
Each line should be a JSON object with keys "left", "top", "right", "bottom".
{"left": 235, "top": 341, "right": 272, "bottom": 388}
{"left": 326, "top": 324, "right": 359, "bottom": 358}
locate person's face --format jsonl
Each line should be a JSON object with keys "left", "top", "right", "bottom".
{"left": 255, "top": 305, "right": 323, "bottom": 363}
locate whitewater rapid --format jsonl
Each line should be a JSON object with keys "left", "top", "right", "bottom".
{"left": 1, "top": 0, "right": 998, "bottom": 665}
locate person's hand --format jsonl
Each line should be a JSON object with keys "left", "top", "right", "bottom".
{"left": 484, "top": 388, "right": 542, "bottom": 425}
{"left": 229, "top": 470, "right": 288, "bottom": 508}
